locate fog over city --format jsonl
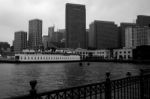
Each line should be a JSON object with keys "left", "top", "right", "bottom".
{"left": 0, "top": 0, "right": 150, "bottom": 45}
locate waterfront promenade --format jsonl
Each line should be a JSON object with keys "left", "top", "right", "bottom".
{"left": 6, "top": 70, "right": 150, "bottom": 99}
{"left": 0, "top": 62, "right": 146, "bottom": 98}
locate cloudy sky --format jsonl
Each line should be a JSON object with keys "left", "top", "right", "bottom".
{"left": 0, "top": 0, "right": 150, "bottom": 45}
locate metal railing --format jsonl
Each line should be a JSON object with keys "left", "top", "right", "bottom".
{"left": 7, "top": 69, "right": 150, "bottom": 99}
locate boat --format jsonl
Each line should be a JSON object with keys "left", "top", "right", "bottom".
{"left": 14, "top": 53, "right": 81, "bottom": 63}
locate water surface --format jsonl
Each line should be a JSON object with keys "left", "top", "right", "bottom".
{"left": 0, "top": 62, "right": 149, "bottom": 98}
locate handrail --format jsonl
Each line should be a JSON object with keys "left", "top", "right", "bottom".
{"left": 6, "top": 70, "right": 150, "bottom": 99}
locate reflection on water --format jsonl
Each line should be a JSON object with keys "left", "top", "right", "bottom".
{"left": 0, "top": 62, "right": 149, "bottom": 98}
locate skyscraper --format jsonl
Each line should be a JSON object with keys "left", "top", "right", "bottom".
{"left": 66, "top": 3, "right": 86, "bottom": 49}
{"left": 89, "top": 20, "right": 119, "bottom": 49}
{"left": 42, "top": 35, "right": 49, "bottom": 50}
{"left": 119, "top": 23, "right": 136, "bottom": 48}
{"left": 48, "top": 26, "right": 55, "bottom": 42}
{"left": 136, "top": 15, "right": 150, "bottom": 27}
{"left": 125, "top": 26, "right": 150, "bottom": 48}
{"left": 14, "top": 31, "right": 27, "bottom": 52}
{"left": 28, "top": 19, "right": 42, "bottom": 50}
{"left": 58, "top": 29, "right": 66, "bottom": 41}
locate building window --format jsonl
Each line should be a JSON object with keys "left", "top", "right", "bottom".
{"left": 128, "top": 55, "right": 131, "bottom": 59}
{"left": 124, "top": 55, "right": 126, "bottom": 59}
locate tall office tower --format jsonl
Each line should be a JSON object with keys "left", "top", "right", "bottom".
{"left": 136, "top": 15, "right": 150, "bottom": 27}
{"left": 125, "top": 26, "right": 150, "bottom": 48}
{"left": 42, "top": 35, "right": 49, "bottom": 50}
{"left": 66, "top": 3, "right": 86, "bottom": 49}
{"left": 58, "top": 29, "right": 66, "bottom": 41}
{"left": 52, "top": 32, "right": 64, "bottom": 42}
{"left": 119, "top": 23, "right": 136, "bottom": 48}
{"left": 48, "top": 26, "right": 55, "bottom": 42}
{"left": 14, "top": 31, "right": 27, "bottom": 52}
{"left": 85, "top": 29, "right": 89, "bottom": 49}
{"left": 89, "top": 20, "right": 119, "bottom": 49}
{"left": 28, "top": 19, "right": 42, "bottom": 50}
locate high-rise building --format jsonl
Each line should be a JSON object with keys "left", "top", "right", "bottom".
{"left": 58, "top": 29, "right": 66, "bottom": 41}
{"left": 28, "top": 19, "right": 42, "bottom": 50}
{"left": 54, "top": 32, "right": 64, "bottom": 42}
{"left": 42, "top": 35, "right": 49, "bottom": 50}
{"left": 136, "top": 15, "right": 150, "bottom": 27}
{"left": 66, "top": 3, "right": 86, "bottom": 49}
{"left": 89, "top": 20, "right": 119, "bottom": 49}
{"left": 125, "top": 26, "right": 150, "bottom": 48}
{"left": 119, "top": 23, "right": 136, "bottom": 48}
{"left": 48, "top": 26, "right": 55, "bottom": 42}
{"left": 14, "top": 31, "right": 27, "bottom": 52}
{"left": 86, "top": 29, "right": 89, "bottom": 49}
{"left": 0, "top": 42, "right": 10, "bottom": 52}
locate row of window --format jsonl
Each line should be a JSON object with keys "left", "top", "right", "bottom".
{"left": 118, "top": 55, "right": 132, "bottom": 59}
{"left": 115, "top": 51, "right": 131, "bottom": 54}
{"left": 20, "top": 56, "right": 79, "bottom": 60}
{"left": 76, "top": 51, "right": 107, "bottom": 55}
{"left": 76, "top": 52, "right": 89, "bottom": 54}
{"left": 96, "top": 52, "right": 107, "bottom": 54}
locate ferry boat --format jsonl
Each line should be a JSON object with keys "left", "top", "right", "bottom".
{"left": 14, "top": 53, "right": 81, "bottom": 63}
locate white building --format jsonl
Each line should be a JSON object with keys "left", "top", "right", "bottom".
{"left": 113, "top": 48, "right": 133, "bottom": 60}
{"left": 74, "top": 49, "right": 111, "bottom": 60}
{"left": 125, "top": 27, "right": 134, "bottom": 48}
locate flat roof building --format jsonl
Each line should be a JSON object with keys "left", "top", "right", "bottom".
{"left": 42, "top": 35, "right": 49, "bottom": 50}
{"left": 119, "top": 23, "right": 136, "bottom": 48}
{"left": 48, "top": 26, "right": 55, "bottom": 42}
{"left": 14, "top": 31, "right": 27, "bottom": 52}
{"left": 89, "top": 20, "right": 119, "bottom": 49}
{"left": 136, "top": 15, "right": 150, "bottom": 27}
{"left": 125, "top": 26, "right": 150, "bottom": 48}
{"left": 28, "top": 19, "right": 42, "bottom": 50}
{"left": 66, "top": 3, "right": 86, "bottom": 49}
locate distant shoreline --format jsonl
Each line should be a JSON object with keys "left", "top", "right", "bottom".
{"left": 0, "top": 58, "right": 150, "bottom": 64}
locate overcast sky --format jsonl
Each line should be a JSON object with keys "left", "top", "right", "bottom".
{"left": 0, "top": 0, "right": 150, "bottom": 45}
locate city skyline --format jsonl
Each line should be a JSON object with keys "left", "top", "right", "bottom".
{"left": 0, "top": 0, "right": 150, "bottom": 45}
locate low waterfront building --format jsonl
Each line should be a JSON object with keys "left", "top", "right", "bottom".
{"left": 15, "top": 53, "right": 80, "bottom": 62}
{"left": 92, "top": 50, "right": 111, "bottom": 59}
{"left": 113, "top": 48, "right": 133, "bottom": 60}
{"left": 74, "top": 48, "right": 111, "bottom": 60}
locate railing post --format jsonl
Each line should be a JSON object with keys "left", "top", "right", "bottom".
{"left": 140, "top": 69, "right": 144, "bottom": 99}
{"left": 126, "top": 72, "right": 131, "bottom": 99}
{"left": 105, "top": 72, "right": 111, "bottom": 99}
{"left": 29, "top": 80, "right": 37, "bottom": 99}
